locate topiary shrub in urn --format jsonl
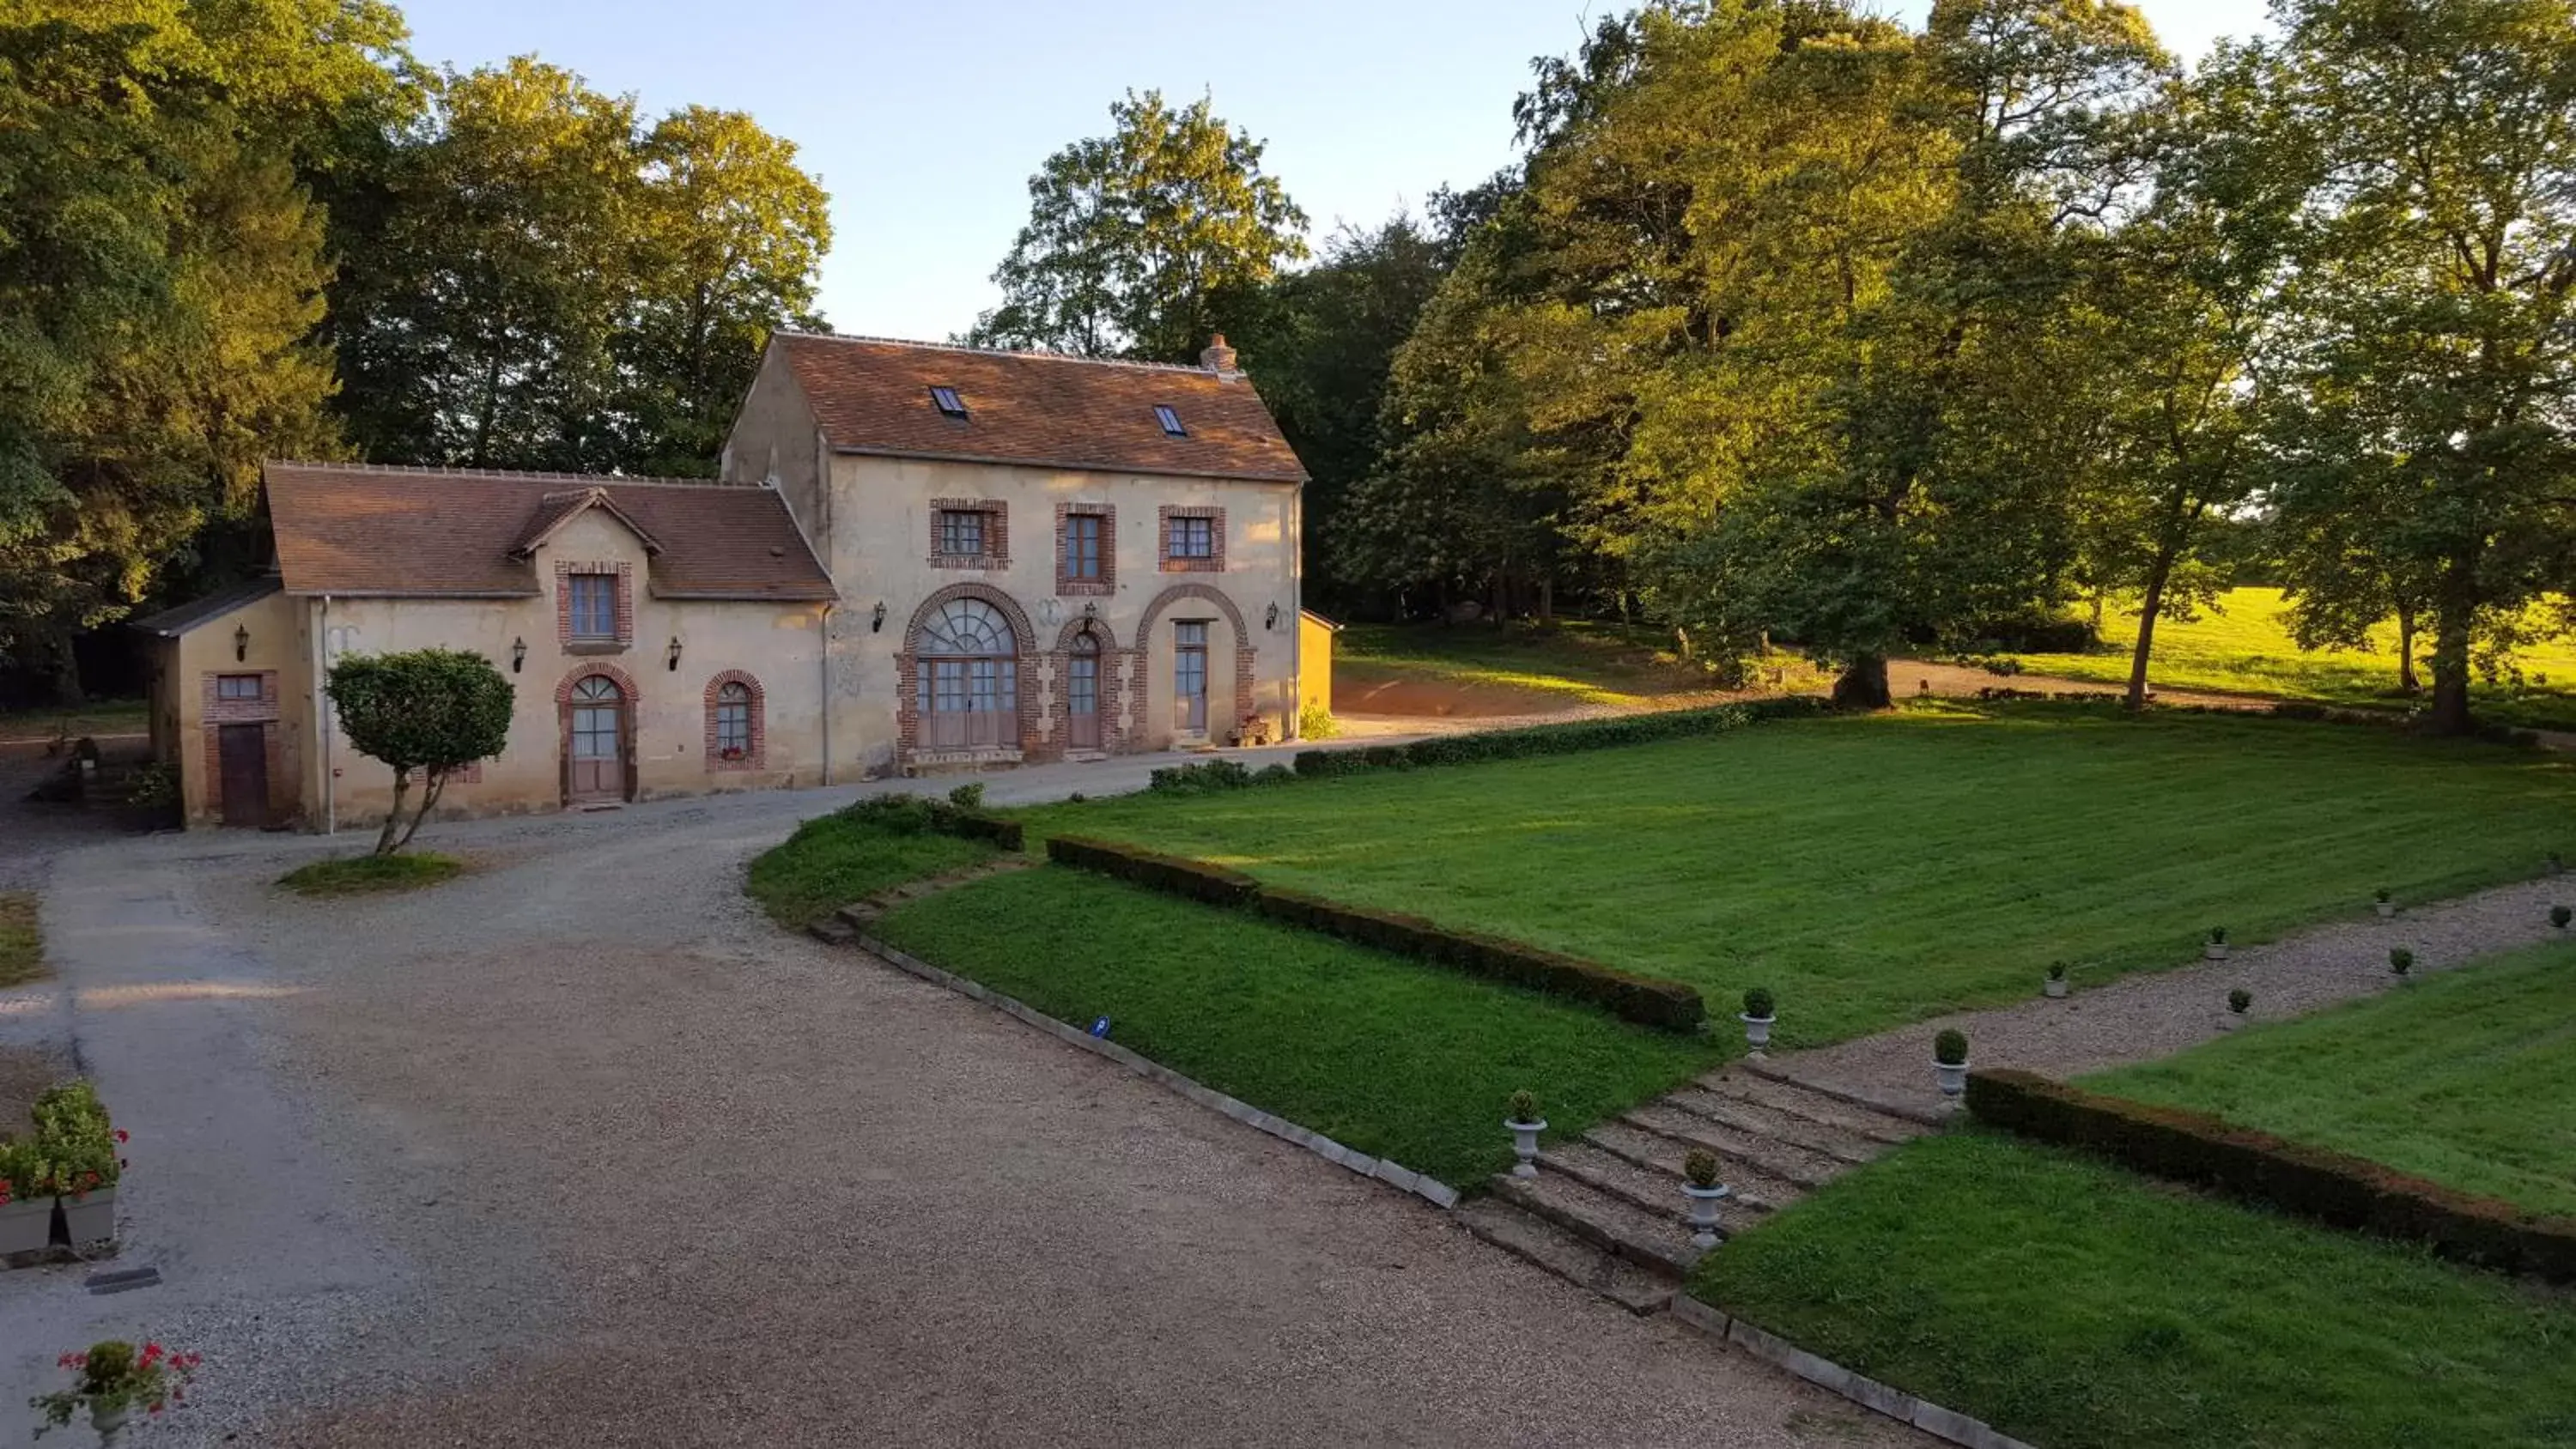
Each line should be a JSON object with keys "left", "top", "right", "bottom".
{"left": 1680, "top": 1148, "right": 1729, "bottom": 1249}
{"left": 2373, "top": 887, "right": 2396, "bottom": 919}
{"left": 2389, "top": 947, "right": 2415, "bottom": 980}
{"left": 1504, "top": 1090, "right": 1546, "bottom": 1179}
{"left": 1933, "top": 1028, "right": 1971, "bottom": 1096}
{"left": 2204, "top": 926, "right": 2230, "bottom": 961}
{"left": 1739, "top": 986, "right": 1777, "bottom": 1051}
{"left": 2044, "top": 961, "right": 2069, "bottom": 999}
{"left": 2221, "top": 988, "right": 2252, "bottom": 1030}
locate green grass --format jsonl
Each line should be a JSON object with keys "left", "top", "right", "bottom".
{"left": 1697, "top": 1131, "right": 2576, "bottom": 1449}
{"left": 0, "top": 893, "right": 42, "bottom": 989}
{"left": 277, "top": 852, "right": 466, "bottom": 896}
{"left": 2086, "top": 940, "right": 2576, "bottom": 1216}
{"left": 869, "top": 866, "right": 1717, "bottom": 1185}
{"left": 2008, "top": 587, "right": 2576, "bottom": 731}
{"left": 1012, "top": 703, "right": 2576, "bottom": 1046}
{"left": 1337, "top": 620, "right": 1823, "bottom": 708}
{"left": 744, "top": 810, "right": 999, "bottom": 926}
{"left": 0, "top": 698, "right": 149, "bottom": 743}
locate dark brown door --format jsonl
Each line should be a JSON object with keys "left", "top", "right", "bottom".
{"left": 1068, "top": 637, "right": 1101, "bottom": 750}
{"left": 218, "top": 724, "right": 266, "bottom": 828}
{"left": 568, "top": 675, "right": 626, "bottom": 802}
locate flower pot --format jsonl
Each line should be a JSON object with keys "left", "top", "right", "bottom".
{"left": 0, "top": 1195, "right": 52, "bottom": 1255}
{"left": 1740, "top": 1012, "right": 1775, "bottom": 1051}
{"left": 2204, "top": 942, "right": 2230, "bottom": 961}
{"left": 2218, "top": 1011, "right": 2245, "bottom": 1032}
{"left": 1934, "top": 1059, "right": 1970, "bottom": 1097}
{"left": 1681, "top": 1182, "right": 1730, "bottom": 1250}
{"left": 1504, "top": 1119, "right": 1546, "bottom": 1179}
{"left": 2373, "top": 901, "right": 2395, "bottom": 919}
{"left": 92, "top": 1402, "right": 129, "bottom": 1446}
{"left": 58, "top": 1185, "right": 114, "bottom": 1246}
{"left": 2043, "top": 978, "right": 2068, "bottom": 999}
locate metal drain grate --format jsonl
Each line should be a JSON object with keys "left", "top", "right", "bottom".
{"left": 84, "top": 1266, "right": 161, "bottom": 1295}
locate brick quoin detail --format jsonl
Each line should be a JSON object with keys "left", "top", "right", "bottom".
{"left": 556, "top": 561, "right": 635, "bottom": 646}
{"left": 896, "top": 583, "right": 1039, "bottom": 765}
{"left": 927, "top": 498, "right": 1009, "bottom": 570}
{"left": 1054, "top": 502, "right": 1115, "bottom": 597}
{"left": 201, "top": 670, "right": 282, "bottom": 822}
{"left": 702, "top": 669, "right": 767, "bottom": 772}
{"left": 1157, "top": 504, "right": 1225, "bottom": 573}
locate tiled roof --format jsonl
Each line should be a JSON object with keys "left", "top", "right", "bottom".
{"left": 774, "top": 332, "right": 1307, "bottom": 484}
{"left": 131, "top": 576, "right": 283, "bottom": 637}
{"left": 264, "top": 463, "right": 837, "bottom": 602}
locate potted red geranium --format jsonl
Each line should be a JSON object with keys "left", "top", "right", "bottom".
{"left": 19, "top": 1082, "right": 125, "bottom": 1249}
{"left": 32, "top": 1339, "right": 198, "bottom": 1443}
{"left": 0, "top": 1141, "right": 50, "bottom": 1257}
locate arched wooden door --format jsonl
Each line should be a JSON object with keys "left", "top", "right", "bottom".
{"left": 567, "top": 674, "right": 629, "bottom": 802}
{"left": 917, "top": 598, "right": 1018, "bottom": 751}
{"left": 1067, "top": 629, "right": 1103, "bottom": 750}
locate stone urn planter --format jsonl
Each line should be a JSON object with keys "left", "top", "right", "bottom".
{"left": 1738, "top": 989, "right": 1777, "bottom": 1052}
{"left": 2222, "top": 989, "right": 2251, "bottom": 1030}
{"left": 1933, "top": 1029, "right": 1971, "bottom": 1098}
{"left": 1682, "top": 1182, "right": 1730, "bottom": 1250}
{"left": 1504, "top": 1117, "right": 1546, "bottom": 1178}
{"left": 2043, "top": 964, "right": 2069, "bottom": 999}
{"left": 2204, "top": 928, "right": 2230, "bottom": 961}
{"left": 92, "top": 1402, "right": 131, "bottom": 1446}
{"left": 59, "top": 1186, "right": 114, "bottom": 1246}
{"left": 2373, "top": 890, "right": 2397, "bottom": 919}
{"left": 0, "top": 1194, "right": 53, "bottom": 1257}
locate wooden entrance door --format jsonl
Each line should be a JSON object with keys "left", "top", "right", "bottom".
{"left": 1068, "top": 634, "right": 1102, "bottom": 750}
{"left": 217, "top": 724, "right": 266, "bottom": 828}
{"left": 1174, "top": 621, "right": 1208, "bottom": 736}
{"left": 568, "top": 675, "right": 627, "bottom": 802}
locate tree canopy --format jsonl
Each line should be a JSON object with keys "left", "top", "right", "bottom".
{"left": 325, "top": 646, "right": 513, "bottom": 853}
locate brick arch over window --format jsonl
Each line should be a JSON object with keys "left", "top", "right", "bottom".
{"left": 555, "top": 662, "right": 641, "bottom": 805}
{"left": 703, "top": 669, "right": 766, "bottom": 772}
{"left": 896, "top": 582, "right": 1040, "bottom": 763}
{"left": 1054, "top": 614, "right": 1120, "bottom": 653}
{"left": 1136, "top": 583, "right": 1258, "bottom": 744}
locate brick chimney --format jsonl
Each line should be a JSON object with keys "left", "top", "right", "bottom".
{"left": 1200, "top": 333, "right": 1239, "bottom": 376}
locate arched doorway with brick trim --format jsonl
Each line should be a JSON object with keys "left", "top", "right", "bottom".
{"left": 556, "top": 662, "right": 641, "bottom": 805}
{"left": 898, "top": 583, "right": 1038, "bottom": 766}
{"left": 1136, "top": 583, "right": 1255, "bottom": 749}
{"left": 1054, "top": 614, "right": 1120, "bottom": 755}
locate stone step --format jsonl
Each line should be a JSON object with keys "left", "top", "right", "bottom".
{"left": 807, "top": 918, "right": 858, "bottom": 947}
{"left": 1580, "top": 1122, "right": 1810, "bottom": 1218}
{"left": 1702, "top": 1066, "right": 1937, "bottom": 1145}
{"left": 1619, "top": 1104, "right": 1846, "bottom": 1191}
{"left": 1539, "top": 1140, "right": 1780, "bottom": 1225}
{"left": 1736, "top": 1055, "right": 1950, "bottom": 1128}
{"left": 1658, "top": 1086, "right": 1887, "bottom": 1167}
{"left": 1454, "top": 1198, "right": 1675, "bottom": 1315}
{"left": 1489, "top": 1169, "right": 1702, "bottom": 1278}
{"left": 835, "top": 904, "right": 878, "bottom": 931}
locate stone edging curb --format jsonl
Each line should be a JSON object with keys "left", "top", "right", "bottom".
{"left": 849, "top": 932, "right": 1462, "bottom": 1212}
{"left": 1669, "top": 1296, "right": 2038, "bottom": 1449}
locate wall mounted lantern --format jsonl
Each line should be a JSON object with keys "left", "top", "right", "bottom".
{"left": 871, "top": 600, "right": 887, "bottom": 633}
{"left": 666, "top": 635, "right": 683, "bottom": 671}
{"left": 1265, "top": 603, "right": 1281, "bottom": 632}
{"left": 233, "top": 623, "right": 250, "bottom": 662}
{"left": 510, "top": 636, "right": 527, "bottom": 673}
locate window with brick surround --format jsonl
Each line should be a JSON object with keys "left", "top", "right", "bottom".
{"left": 1170, "top": 515, "right": 1212, "bottom": 559}
{"left": 937, "top": 509, "right": 984, "bottom": 558}
{"left": 1066, "top": 513, "right": 1102, "bottom": 579}
{"left": 930, "top": 500, "right": 1006, "bottom": 567}
{"left": 216, "top": 674, "right": 263, "bottom": 701}
{"left": 567, "top": 573, "right": 616, "bottom": 639}
{"left": 715, "top": 685, "right": 751, "bottom": 756}
{"left": 1159, "top": 506, "right": 1224, "bottom": 572}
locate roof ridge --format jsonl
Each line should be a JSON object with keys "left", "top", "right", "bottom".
{"left": 265, "top": 460, "right": 736, "bottom": 489}
{"left": 775, "top": 330, "right": 1225, "bottom": 377}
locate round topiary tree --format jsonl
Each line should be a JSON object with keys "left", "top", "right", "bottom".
{"left": 325, "top": 648, "right": 513, "bottom": 856}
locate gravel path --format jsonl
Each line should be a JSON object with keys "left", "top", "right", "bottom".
{"left": 1769, "top": 871, "right": 2576, "bottom": 1111}
{"left": 3, "top": 761, "right": 1921, "bottom": 1449}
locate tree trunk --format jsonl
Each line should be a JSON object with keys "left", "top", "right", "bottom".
{"left": 2395, "top": 602, "right": 2421, "bottom": 694}
{"left": 1538, "top": 578, "right": 1555, "bottom": 625}
{"left": 392, "top": 770, "right": 447, "bottom": 852}
{"left": 374, "top": 769, "right": 410, "bottom": 855}
{"left": 1832, "top": 653, "right": 1892, "bottom": 710}
{"left": 2125, "top": 548, "right": 2178, "bottom": 712}
{"left": 2426, "top": 588, "right": 2476, "bottom": 736}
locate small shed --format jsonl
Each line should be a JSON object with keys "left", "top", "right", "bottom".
{"left": 1299, "top": 609, "right": 1340, "bottom": 717}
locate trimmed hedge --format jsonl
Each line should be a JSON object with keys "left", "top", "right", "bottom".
{"left": 1967, "top": 1069, "right": 2576, "bottom": 1282}
{"left": 1046, "top": 834, "right": 1256, "bottom": 907}
{"left": 1048, "top": 839, "right": 1706, "bottom": 1033}
{"left": 1291, "top": 695, "right": 1832, "bottom": 779}
{"left": 927, "top": 798, "right": 1024, "bottom": 852}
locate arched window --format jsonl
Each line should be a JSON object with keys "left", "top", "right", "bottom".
{"left": 705, "top": 672, "right": 762, "bottom": 769}
{"left": 916, "top": 598, "right": 1018, "bottom": 751}
{"left": 715, "top": 684, "right": 750, "bottom": 755}
{"left": 1067, "top": 627, "right": 1102, "bottom": 751}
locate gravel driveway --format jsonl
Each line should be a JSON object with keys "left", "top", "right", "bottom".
{"left": 1, "top": 761, "right": 1917, "bottom": 1449}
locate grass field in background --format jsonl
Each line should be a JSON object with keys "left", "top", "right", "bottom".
{"left": 870, "top": 866, "right": 1717, "bottom": 1185}
{"left": 2007, "top": 587, "right": 2576, "bottom": 729}
{"left": 2086, "top": 939, "right": 2576, "bottom": 1216}
{"left": 1696, "top": 1131, "right": 2576, "bottom": 1449}
{"left": 1012, "top": 703, "right": 2576, "bottom": 1046}
{"left": 1334, "top": 620, "right": 1830, "bottom": 708}
{"left": 0, "top": 893, "right": 42, "bottom": 989}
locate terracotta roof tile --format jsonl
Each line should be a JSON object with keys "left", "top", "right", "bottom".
{"left": 264, "top": 463, "right": 836, "bottom": 603}
{"left": 775, "top": 332, "right": 1306, "bottom": 484}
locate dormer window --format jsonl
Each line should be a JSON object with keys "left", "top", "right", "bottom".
{"left": 930, "top": 385, "right": 968, "bottom": 419}
{"left": 1154, "top": 404, "right": 1186, "bottom": 437}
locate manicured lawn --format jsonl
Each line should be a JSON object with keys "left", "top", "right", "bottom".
{"left": 1337, "top": 620, "right": 1825, "bottom": 708}
{"left": 277, "top": 852, "right": 466, "bottom": 896}
{"left": 2086, "top": 939, "right": 2576, "bottom": 1217}
{"left": 744, "top": 809, "right": 998, "bottom": 926}
{"left": 869, "top": 866, "right": 1717, "bottom": 1186}
{"left": 0, "top": 892, "right": 42, "bottom": 988}
{"left": 1696, "top": 1131, "right": 2576, "bottom": 1449}
{"left": 0, "top": 698, "right": 149, "bottom": 743}
{"left": 1014, "top": 704, "right": 2576, "bottom": 1046}
{"left": 2007, "top": 587, "right": 2576, "bottom": 731}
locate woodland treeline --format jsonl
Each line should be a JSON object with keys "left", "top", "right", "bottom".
{"left": 9, "top": 0, "right": 2574, "bottom": 736}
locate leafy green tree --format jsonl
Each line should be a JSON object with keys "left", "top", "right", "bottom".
{"left": 325, "top": 648, "right": 513, "bottom": 854}
{"left": 968, "top": 89, "right": 1308, "bottom": 362}
{"left": 2264, "top": 0, "right": 2576, "bottom": 734}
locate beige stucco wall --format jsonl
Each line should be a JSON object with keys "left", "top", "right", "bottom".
{"left": 306, "top": 510, "right": 830, "bottom": 829}
{"left": 145, "top": 589, "right": 312, "bottom": 827}
{"left": 805, "top": 452, "right": 1303, "bottom": 774}
{"left": 719, "top": 345, "right": 830, "bottom": 548}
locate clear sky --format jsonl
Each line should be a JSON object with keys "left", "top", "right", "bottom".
{"left": 397, "top": 1, "right": 2266, "bottom": 343}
